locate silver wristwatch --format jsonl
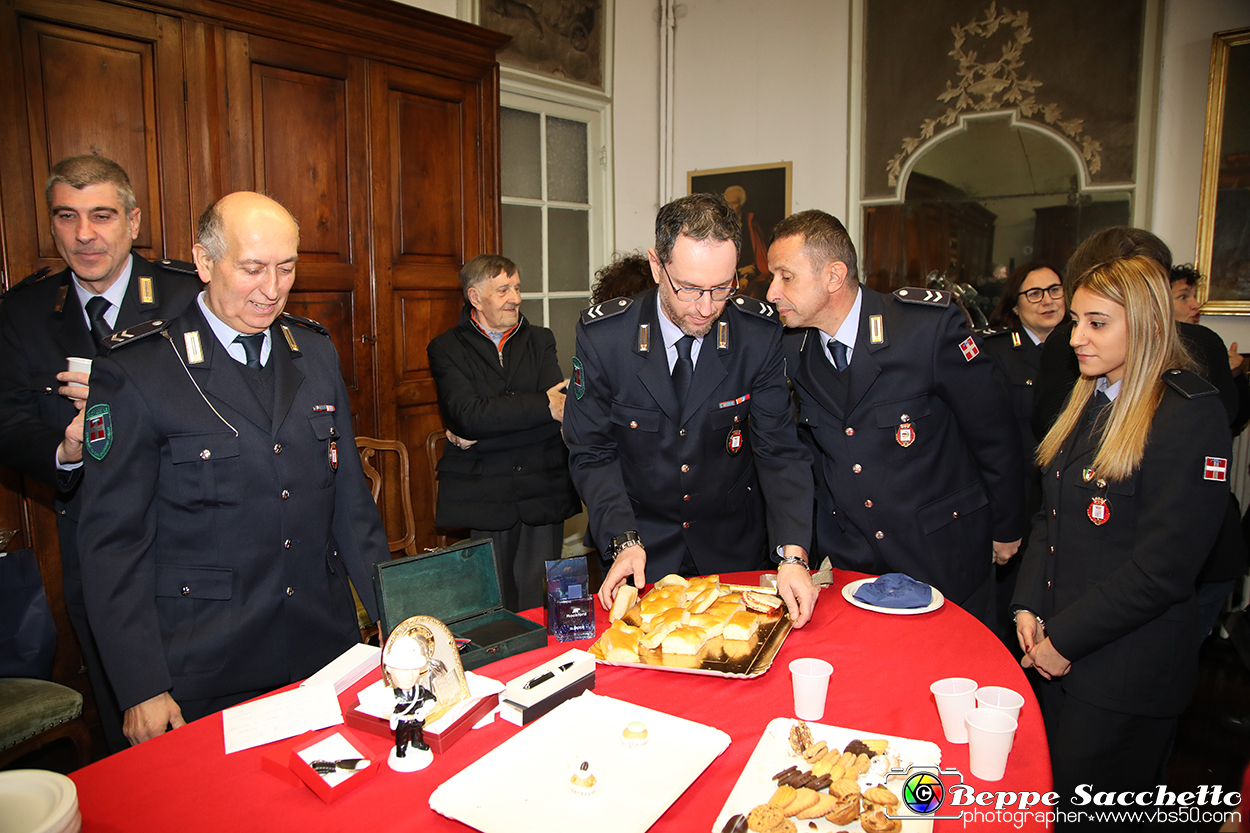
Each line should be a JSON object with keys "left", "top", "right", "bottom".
{"left": 606, "top": 531, "right": 644, "bottom": 561}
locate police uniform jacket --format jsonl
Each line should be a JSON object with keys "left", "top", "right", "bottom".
{"left": 983, "top": 326, "right": 1046, "bottom": 533}
{"left": 783, "top": 286, "right": 1023, "bottom": 605}
{"left": 0, "top": 256, "right": 200, "bottom": 605}
{"left": 77, "top": 302, "right": 388, "bottom": 712}
{"left": 427, "top": 305, "right": 580, "bottom": 530}
{"left": 563, "top": 289, "right": 813, "bottom": 577}
{"left": 1012, "top": 370, "right": 1230, "bottom": 717}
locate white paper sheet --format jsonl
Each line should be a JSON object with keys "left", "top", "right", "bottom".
{"left": 300, "top": 643, "right": 381, "bottom": 694}
{"left": 222, "top": 682, "right": 344, "bottom": 754}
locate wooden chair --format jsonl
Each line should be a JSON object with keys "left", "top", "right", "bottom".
{"left": 0, "top": 678, "right": 91, "bottom": 771}
{"left": 425, "top": 430, "right": 454, "bottom": 549}
{"left": 354, "top": 437, "right": 419, "bottom": 643}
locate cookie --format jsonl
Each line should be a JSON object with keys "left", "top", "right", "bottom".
{"left": 830, "top": 778, "right": 861, "bottom": 799}
{"left": 863, "top": 786, "right": 900, "bottom": 812}
{"left": 783, "top": 787, "right": 820, "bottom": 818}
{"left": 860, "top": 809, "right": 902, "bottom": 833}
{"left": 865, "top": 738, "right": 890, "bottom": 753}
{"left": 855, "top": 752, "right": 871, "bottom": 774}
{"left": 824, "top": 795, "right": 859, "bottom": 826}
{"left": 801, "top": 740, "right": 827, "bottom": 763}
{"left": 747, "top": 805, "right": 783, "bottom": 832}
{"left": 769, "top": 819, "right": 797, "bottom": 833}
{"left": 796, "top": 792, "right": 840, "bottom": 820}
{"left": 768, "top": 785, "right": 796, "bottom": 809}
{"left": 837, "top": 751, "right": 856, "bottom": 769}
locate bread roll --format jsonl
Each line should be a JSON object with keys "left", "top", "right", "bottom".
{"left": 723, "top": 610, "right": 760, "bottom": 641}
{"left": 608, "top": 584, "right": 638, "bottom": 623}
{"left": 602, "top": 624, "right": 641, "bottom": 662}
{"left": 687, "top": 611, "right": 725, "bottom": 639}
{"left": 660, "top": 625, "right": 708, "bottom": 655}
{"left": 653, "top": 573, "right": 689, "bottom": 590}
{"left": 639, "top": 621, "right": 679, "bottom": 650}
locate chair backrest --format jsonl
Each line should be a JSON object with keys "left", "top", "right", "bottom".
{"left": 355, "top": 437, "right": 417, "bottom": 557}
{"left": 425, "top": 430, "right": 453, "bottom": 548}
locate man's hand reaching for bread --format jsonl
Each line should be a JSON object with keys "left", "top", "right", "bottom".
{"left": 597, "top": 545, "right": 646, "bottom": 611}
{"left": 776, "top": 560, "right": 817, "bottom": 628}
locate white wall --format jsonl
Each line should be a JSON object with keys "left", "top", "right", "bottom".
{"left": 611, "top": 0, "right": 663, "bottom": 254}
{"left": 389, "top": 0, "right": 458, "bottom": 17}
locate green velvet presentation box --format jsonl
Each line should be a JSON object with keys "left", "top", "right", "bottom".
{"left": 372, "top": 538, "right": 548, "bottom": 670}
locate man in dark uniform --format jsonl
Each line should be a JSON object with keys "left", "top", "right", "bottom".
{"left": 766, "top": 210, "right": 1022, "bottom": 624}
{"left": 428, "top": 254, "right": 580, "bottom": 612}
{"left": 564, "top": 194, "right": 817, "bottom": 627}
{"left": 77, "top": 192, "right": 388, "bottom": 744}
{"left": 0, "top": 154, "right": 200, "bottom": 752}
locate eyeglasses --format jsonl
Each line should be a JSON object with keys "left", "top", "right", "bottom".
{"left": 661, "top": 261, "right": 737, "bottom": 302}
{"left": 1018, "top": 283, "right": 1065, "bottom": 303}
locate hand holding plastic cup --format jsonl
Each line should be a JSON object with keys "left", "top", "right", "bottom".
{"left": 789, "top": 658, "right": 833, "bottom": 721}
{"left": 965, "top": 707, "right": 1018, "bottom": 780}
{"left": 930, "top": 677, "right": 977, "bottom": 743}
{"left": 66, "top": 357, "right": 92, "bottom": 390}
{"left": 975, "top": 685, "right": 1024, "bottom": 721}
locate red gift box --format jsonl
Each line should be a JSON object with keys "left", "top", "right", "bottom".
{"left": 287, "top": 727, "right": 379, "bottom": 804}
{"left": 344, "top": 691, "right": 499, "bottom": 754}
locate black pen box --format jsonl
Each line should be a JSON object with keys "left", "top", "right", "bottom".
{"left": 373, "top": 538, "right": 547, "bottom": 670}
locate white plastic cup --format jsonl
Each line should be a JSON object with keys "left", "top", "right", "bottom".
{"left": 965, "top": 707, "right": 1018, "bottom": 781}
{"left": 975, "top": 685, "right": 1025, "bottom": 722}
{"left": 66, "top": 357, "right": 92, "bottom": 389}
{"left": 930, "top": 677, "right": 978, "bottom": 743}
{"left": 789, "top": 657, "right": 833, "bottom": 721}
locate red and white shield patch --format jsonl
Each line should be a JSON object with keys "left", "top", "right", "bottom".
{"left": 959, "top": 336, "right": 979, "bottom": 362}
{"left": 1204, "top": 457, "right": 1228, "bottom": 482}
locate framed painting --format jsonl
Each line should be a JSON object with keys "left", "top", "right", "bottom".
{"left": 687, "top": 162, "right": 793, "bottom": 300}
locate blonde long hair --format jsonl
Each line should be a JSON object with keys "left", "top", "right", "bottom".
{"left": 1036, "top": 256, "right": 1194, "bottom": 481}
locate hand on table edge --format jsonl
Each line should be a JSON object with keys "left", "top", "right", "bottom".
{"left": 597, "top": 545, "right": 646, "bottom": 610}
{"left": 124, "top": 691, "right": 186, "bottom": 745}
{"left": 776, "top": 558, "right": 816, "bottom": 628}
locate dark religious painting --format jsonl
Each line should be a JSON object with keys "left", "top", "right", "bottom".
{"left": 480, "top": 0, "right": 604, "bottom": 88}
{"left": 688, "top": 163, "right": 792, "bottom": 301}
{"left": 863, "top": 0, "right": 1144, "bottom": 200}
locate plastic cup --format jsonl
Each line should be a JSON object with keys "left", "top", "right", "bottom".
{"left": 965, "top": 707, "right": 1018, "bottom": 781}
{"left": 975, "top": 685, "right": 1025, "bottom": 721}
{"left": 789, "top": 658, "right": 833, "bottom": 721}
{"left": 930, "top": 677, "right": 977, "bottom": 743}
{"left": 66, "top": 357, "right": 92, "bottom": 389}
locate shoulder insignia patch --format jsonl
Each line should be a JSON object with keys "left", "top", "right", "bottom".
{"left": 894, "top": 287, "right": 951, "bottom": 307}
{"left": 581, "top": 297, "right": 633, "bottom": 324}
{"left": 571, "top": 356, "right": 585, "bottom": 399}
{"left": 104, "top": 318, "right": 172, "bottom": 352}
{"left": 85, "top": 404, "right": 113, "bottom": 460}
{"left": 1162, "top": 368, "right": 1217, "bottom": 400}
{"left": 155, "top": 258, "right": 198, "bottom": 276}
{"left": 2, "top": 266, "right": 51, "bottom": 297}
{"left": 279, "top": 312, "right": 330, "bottom": 337}
{"left": 730, "top": 295, "right": 779, "bottom": 321}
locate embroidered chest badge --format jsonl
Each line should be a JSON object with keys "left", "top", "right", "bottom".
{"left": 571, "top": 357, "right": 585, "bottom": 400}
{"left": 896, "top": 414, "right": 914, "bottom": 448}
{"left": 1087, "top": 496, "right": 1110, "bottom": 526}
{"left": 85, "top": 404, "right": 113, "bottom": 460}
{"left": 328, "top": 440, "right": 339, "bottom": 472}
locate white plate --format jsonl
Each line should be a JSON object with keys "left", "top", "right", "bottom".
{"left": 712, "top": 718, "right": 943, "bottom": 833}
{"left": 0, "top": 769, "right": 80, "bottom": 833}
{"left": 841, "top": 577, "right": 945, "bottom": 615}
{"left": 430, "top": 691, "right": 731, "bottom": 833}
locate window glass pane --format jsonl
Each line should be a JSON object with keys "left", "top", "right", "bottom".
{"left": 502, "top": 108, "right": 541, "bottom": 199}
{"left": 549, "top": 297, "right": 590, "bottom": 378}
{"left": 502, "top": 204, "right": 544, "bottom": 289}
{"left": 548, "top": 208, "right": 589, "bottom": 292}
{"left": 520, "top": 299, "right": 545, "bottom": 328}
{"left": 546, "top": 116, "right": 589, "bottom": 204}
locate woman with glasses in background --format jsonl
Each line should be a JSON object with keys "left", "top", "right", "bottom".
{"left": 982, "top": 262, "right": 1066, "bottom": 649}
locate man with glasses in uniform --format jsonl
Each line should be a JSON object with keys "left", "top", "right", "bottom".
{"left": 564, "top": 193, "right": 818, "bottom": 627}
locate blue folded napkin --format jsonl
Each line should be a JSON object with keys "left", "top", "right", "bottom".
{"left": 852, "top": 573, "right": 932, "bottom": 609}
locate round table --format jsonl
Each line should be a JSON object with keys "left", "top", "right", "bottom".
{"left": 70, "top": 569, "right": 1051, "bottom": 831}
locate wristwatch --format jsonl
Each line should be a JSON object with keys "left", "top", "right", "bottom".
{"left": 776, "top": 553, "right": 809, "bottom": 569}
{"left": 606, "top": 531, "right": 644, "bottom": 561}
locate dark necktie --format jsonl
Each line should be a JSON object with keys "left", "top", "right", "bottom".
{"left": 828, "top": 339, "right": 848, "bottom": 372}
{"left": 85, "top": 296, "right": 113, "bottom": 349}
{"left": 672, "top": 335, "right": 695, "bottom": 405}
{"left": 234, "top": 333, "right": 265, "bottom": 369}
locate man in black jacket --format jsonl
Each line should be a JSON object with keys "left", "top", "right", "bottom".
{"left": 0, "top": 154, "right": 200, "bottom": 752}
{"left": 427, "top": 255, "right": 580, "bottom": 611}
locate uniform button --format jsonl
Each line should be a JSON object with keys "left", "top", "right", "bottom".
{"left": 274, "top": 443, "right": 283, "bottom": 454}
{"left": 181, "top": 585, "right": 190, "bottom": 596}
{"left": 682, "top": 522, "right": 690, "bottom": 529}
{"left": 1047, "top": 581, "right": 1052, "bottom": 589}
{"left": 200, "top": 449, "right": 211, "bottom": 460}
{"left": 1050, "top": 546, "right": 1055, "bottom": 553}
{"left": 679, "top": 429, "right": 687, "bottom": 437}
{"left": 875, "top": 531, "right": 884, "bottom": 539}
{"left": 845, "top": 427, "right": 854, "bottom": 436}
{"left": 513, "top": 465, "right": 522, "bottom": 472}
{"left": 852, "top": 464, "right": 862, "bottom": 473}
{"left": 683, "top": 494, "right": 690, "bottom": 501}
{"left": 281, "top": 490, "right": 290, "bottom": 500}
{"left": 1026, "top": 379, "right": 1034, "bottom": 386}
{"left": 951, "top": 511, "right": 959, "bottom": 519}
{"left": 44, "top": 386, "right": 53, "bottom": 394}
{"left": 329, "top": 427, "right": 337, "bottom": 437}
{"left": 629, "top": 420, "right": 638, "bottom": 428}
{"left": 900, "top": 413, "right": 909, "bottom": 422}
{"left": 286, "top": 587, "right": 294, "bottom": 596}
{"left": 681, "top": 464, "right": 689, "bottom": 473}
{"left": 864, "top": 499, "right": 873, "bottom": 508}
{"left": 283, "top": 539, "right": 292, "bottom": 549}
{"left": 59, "top": 509, "right": 67, "bottom": 515}
{"left": 1052, "top": 509, "right": 1056, "bottom": 517}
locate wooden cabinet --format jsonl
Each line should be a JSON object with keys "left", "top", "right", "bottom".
{"left": 0, "top": 0, "right": 506, "bottom": 715}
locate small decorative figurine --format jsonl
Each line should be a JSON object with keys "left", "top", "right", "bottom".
{"left": 381, "top": 616, "right": 470, "bottom": 772}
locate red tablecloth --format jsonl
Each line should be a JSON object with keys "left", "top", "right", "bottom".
{"left": 70, "top": 570, "right": 1052, "bottom": 831}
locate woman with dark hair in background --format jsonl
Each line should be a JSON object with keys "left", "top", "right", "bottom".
{"left": 1013, "top": 255, "right": 1231, "bottom": 827}
{"left": 590, "top": 252, "right": 654, "bottom": 306}
{"left": 982, "top": 261, "right": 1066, "bottom": 649}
